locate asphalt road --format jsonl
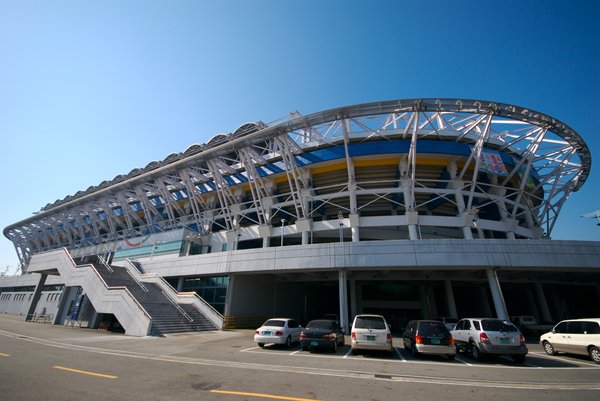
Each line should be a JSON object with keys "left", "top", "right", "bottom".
{"left": 1, "top": 315, "right": 599, "bottom": 401}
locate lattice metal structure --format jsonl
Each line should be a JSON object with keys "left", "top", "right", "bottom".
{"left": 4, "top": 99, "right": 591, "bottom": 269}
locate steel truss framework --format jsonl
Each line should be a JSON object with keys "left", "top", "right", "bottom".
{"left": 4, "top": 99, "right": 591, "bottom": 268}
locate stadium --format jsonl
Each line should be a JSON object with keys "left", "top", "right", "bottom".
{"left": 1, "top": 98, "right": 599, "bottom": 336}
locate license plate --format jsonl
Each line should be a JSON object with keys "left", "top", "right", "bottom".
{"left": 310, "top": 341, "right": 319, "bottom": 346}
{"left": 262, "top": 331, "right": 272, "bottom": 336}
{"left": 430, "top": 338, "right": 441, "bottom": 345}
{"left": 498, "top": 337, "right": 510, "bottom": 343}
{"left": 366, "top": 335, "right": 375, "bottom": 341}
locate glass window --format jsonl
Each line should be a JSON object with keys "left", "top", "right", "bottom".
{"left": 354, "top": 316, "right": 386, "bottom": 329}
{"left": 554, "top": 322, "right": 567, "bottom": 333}
{"left": 583, "top": 322, "right": 600, "bottom": 334}
{"left": 473, "top": 320, "right": 481, "bottom": 330}
{"left": 567, "top": 321, "right": 586, "bottom": 334}
{"left": 481, "top": 320, "right": 518, "bottom": 332}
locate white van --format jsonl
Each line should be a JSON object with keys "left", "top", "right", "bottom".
{"left": 539, "top": 318, "right": 600, "bottom": 364}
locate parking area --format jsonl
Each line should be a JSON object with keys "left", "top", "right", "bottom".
{"left": 239, "top": 336, "right": 600, "bottom": 369}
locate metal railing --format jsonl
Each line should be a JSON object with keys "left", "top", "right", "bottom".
{"left": 97, "top": 255, "right": 113, "bottom": 273}
{"left": 161, "top": 290, "right": 193, "bottom": 324}
{"left": 125, "top": 268, "right": 149, "bottom": 293}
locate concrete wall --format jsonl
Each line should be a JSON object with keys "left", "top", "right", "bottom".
{"left": 227, "top": 274, "right": 275, "bottom": 317}
{"left": 136, "top": 239, "right": 600, "bottom": 278}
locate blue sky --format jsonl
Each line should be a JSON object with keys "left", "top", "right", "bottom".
{"left": 1, "top": 0, "right": 598, "bottom": 274}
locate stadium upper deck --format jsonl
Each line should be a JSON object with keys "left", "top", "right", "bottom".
{"left": 3, "top": 99, "right": 591, "bottom": 270}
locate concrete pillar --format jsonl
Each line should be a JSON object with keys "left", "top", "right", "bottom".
{"left": 349, "top": 278, "right": 357, "bottom": 322}
{"left": 25, "top": 273, "right": 47, "bottom": 321}
{"left": 223, "top": 275, "right": 236, "bottom": 317}
{"left": 419, "top": 285, "right": 430, "bottom": 318}
{"left": 338, "top": 270, "right": 349, "bottom": 332}
{"left": 53, "top": 286, "right": 71, "bottom": 325}
{"left": 478, "top": 286, "right": 492, "bottom": 317}
{"left": 302, "top": 231, "right": 309, "bottom": 245}
{"left": 426, "top": 286, "right": 438, "bottom": 318}
{"left": 176, "top": 277, "right": 185, "bottom": 292}
{"left": 444, "top": 279, "right": 458, "bottom": 318}
{"left": 262, "top": 237, "right": 269, "bottom": 248}
{"left": 535, "top": 282, "right": 552, "bottom": 323}
{"left": 486, "top": 269, "right": 508, "bottom": 320}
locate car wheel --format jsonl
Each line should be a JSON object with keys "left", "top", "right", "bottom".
{"left": 332, "top": 340, "right": 338, "bottom": 353}
{"left": 589, "top": 346, "right": 600, "bottom": 364}
{"left": 340, "top": 336, "right": 345, "bottom": 346}
{"left": 257, "top": 343, "right": 265, "bottom": 348}
{"left": 447, "top": 354, "right": 456, "bottom": 361}
{"left": 301, "top": 345, "right": 308, "bottom": 351}
{"left": 512, "top": 354, "right": 526, "bottom": 364}
{"left": 411, "top": 344, "right": 419, "bottom": 358}
{"left": 543, "top": 341, "right": 556, "bottom": 356}
{"left": 285, "top": 336, "right": 291, "bottom": 348}
{"left": 471, "top": 343, "right": 482, "bottom": 361}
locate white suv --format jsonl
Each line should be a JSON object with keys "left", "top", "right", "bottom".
{"left": 540, "top": 318, "right": 600, "bottom": 364}
{"left": 350, "top": 314, "right": 393, "bottom": 354}
{"left": 452, "top": 318, "right": 528, "bottom": 363}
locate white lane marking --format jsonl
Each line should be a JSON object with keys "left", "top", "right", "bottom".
{"left": 343, "top": 348, "right": 352, "bottom": 359}
{"left": 240, "top": 346, "right": 261, "bottom": 352}
{"left": 528, "top": 351, "right": 600, "bottom": 368}
{"left": 0, "top": 329, "right": 598, "bottom": 390}
{"left": 394, "top": 347, "right": 406, "bottom": 362}
{"left": 454, "top": 354, "right": 472, "bottom": 365}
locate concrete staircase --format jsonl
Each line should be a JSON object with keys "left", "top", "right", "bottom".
{"left": 94, "top": 262, "right": 218, "bottom": 336}
{"left": 26, "top": 249, "right": 223, "bottom": 336}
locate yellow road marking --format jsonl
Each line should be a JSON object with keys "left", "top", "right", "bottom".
{"left": 0, "top": 352, "right": 10, "bottom": 357}
{"left": 53, "top": 365, "right": 117, "bottom": 379}
{"left": 210, "top": 390, "right": 323, "bottom": 401}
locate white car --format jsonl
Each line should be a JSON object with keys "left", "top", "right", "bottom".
{"left": 254, "top": 318, "right": 302, "bottom": 348}
{"left": 540, "top": 318, "right": 600, "bottom": 364}
{"left": 350, "top": 314, "right": 393, "bottom": 354}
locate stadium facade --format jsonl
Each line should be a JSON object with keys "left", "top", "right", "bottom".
{"left": 1, "top": 98, "right": 599, "bottom": 336}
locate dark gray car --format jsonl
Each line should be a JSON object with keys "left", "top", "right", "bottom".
{"left": 403, "top": 320, "right": 456, "bottom": 360}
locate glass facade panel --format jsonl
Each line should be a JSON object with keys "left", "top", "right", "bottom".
{"left": 182, "top": 275, "right": 228, "bottom": 314}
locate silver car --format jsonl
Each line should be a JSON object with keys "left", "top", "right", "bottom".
{"left": 452, "top": 318, "right": 527, "bottom": 363}
{"left": 350, "top": 314, "right": 393, "bottom": 354}
{"left": 254, "top": 318, "right": 302, "bottom": 348}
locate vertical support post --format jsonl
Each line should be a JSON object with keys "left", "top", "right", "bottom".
{"left": 301, "top": 230, "right": 309, "bottom": 245}
{"left": 535, "top": 282, "right": 552, "bottom": 323}
{"left": 176, "top": 277, "right": 185, "bottom": 292}
{"left": 444, "top": 279, "right": 458, "bottom": 318}
{"left": 25, "top": 273, "right": 48, "bottom": 321}
{"left": 349, "top": 278, "right": 357, "bottom": 322}
{"left": 223, "top": 275, "right": 236, "bottom": 317}
{"left": 486, "top": 269, "right": 508, "bottom": 320}
{"left": 338, "top": 270, "right": 349, "bottom": 333}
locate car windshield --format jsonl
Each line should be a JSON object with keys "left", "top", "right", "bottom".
{"left": 418, "top": 322, "right": 448, "bottom": 337}
{"left": 482, "top": 320, "right": 518, "bottom": 332}
{"left": 307, "top": 320, "right": 334, "bottom": 330}
{"left": 263, "top": 319, "right": 285, "bottom": 327}
{"left": 354, "top": 316, "right": 386, "bottom": 330}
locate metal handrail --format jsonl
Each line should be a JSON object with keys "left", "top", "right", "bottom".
{"left": 161, "top": 290, "right": 193, "bottom": 323}
{"left": 97, "top": 255, "right": 113, "bottom": 273}
{"left": 125, "top": 268, "right": 149, "bottom": 293}
{"left": 124, "top": 258, "right": 223, "bottom": 319}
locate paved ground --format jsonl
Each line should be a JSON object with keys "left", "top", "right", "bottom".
{"left": 1, "top": 314, "right": 599, "bottom": 401}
